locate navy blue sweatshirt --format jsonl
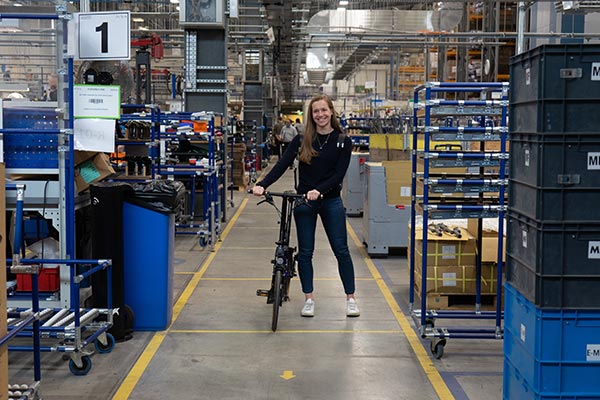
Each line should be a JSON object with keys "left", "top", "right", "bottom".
{"left": 257, "top": 129, "right": 352, "bottom": 199}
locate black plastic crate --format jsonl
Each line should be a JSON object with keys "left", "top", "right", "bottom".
{"left": 510, "top": 44, "right": 600, "bottom": 133}
{"left": 506, "top": 211, "right": 600, "bottom": 308}
{"left": 508, "top": 132, "right": 600, "bottom": 222}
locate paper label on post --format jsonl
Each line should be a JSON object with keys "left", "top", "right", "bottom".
{"left": 74, "top": 118, "right": 116, "bottom": 153}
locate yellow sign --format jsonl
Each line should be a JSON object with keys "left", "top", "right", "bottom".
{"left": 280, "top": 370, "right": 296, "bottom": 380}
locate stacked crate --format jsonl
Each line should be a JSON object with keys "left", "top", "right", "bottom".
{"left": 504, "top": 44, "right": 600, "bottom": 399}
{"left": 232, "top": 142, "right": 248, "bottom": 188}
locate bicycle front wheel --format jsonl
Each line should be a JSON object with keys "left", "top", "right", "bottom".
{"left": 271, "top": 269, "right": 283, "bottom": 332}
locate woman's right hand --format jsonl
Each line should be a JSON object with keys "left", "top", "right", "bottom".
{"left": 252, "top": 185, "right": 265, "bottom": 196}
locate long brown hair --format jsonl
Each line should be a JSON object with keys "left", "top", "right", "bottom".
{"left": 298, "top": 94, "right": 343, "bottom": 164}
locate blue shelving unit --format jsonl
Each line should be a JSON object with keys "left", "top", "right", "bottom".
{"left": 409, "top": 81, "right": 509, "bottom": 358}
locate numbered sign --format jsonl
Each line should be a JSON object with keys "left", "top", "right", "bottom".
{"left": 77, "top": 11, "right": 130, "bottom": 60}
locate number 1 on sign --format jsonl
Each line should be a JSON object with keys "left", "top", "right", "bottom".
{"left": 96, "top": 22, "right": 108, "bottom": 53}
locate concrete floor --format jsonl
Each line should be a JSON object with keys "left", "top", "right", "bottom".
{"left": 7, "top": 167, "right": 504, "bottom": 400}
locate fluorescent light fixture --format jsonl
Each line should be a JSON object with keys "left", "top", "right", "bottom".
{"left": 339, "top": 0, "right": 349, "bottom": 5}
{"left": 170, "top": 0, "right": 179, "bottom": 3}
{"left": 13, "top": 2, "right": 23, "bottom": 6}
{"left": 132, "top": 17, "right": 144, "bottom": 22}
{"left": 139, "top": 26, "right": 149, "bottom": 31}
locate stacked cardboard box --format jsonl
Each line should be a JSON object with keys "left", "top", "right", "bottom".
{"left": 232, "top": 143, "right": 248, "bottom": 187}
{"left": 409, "top": 226, "right": 500, "bottom": 304}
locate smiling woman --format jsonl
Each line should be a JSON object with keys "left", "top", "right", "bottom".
{"left": 252, "top": 94, "right": 360, "bottom": 319}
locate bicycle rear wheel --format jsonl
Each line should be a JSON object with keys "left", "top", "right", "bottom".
{"left": 271, "top": 269, "right": 283, "bottom": 332}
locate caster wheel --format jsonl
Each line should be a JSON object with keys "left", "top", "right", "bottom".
{"left": 430, "top": 339, "right": 446, "bottom": 359}
{"left": 69, "top": 355, "right": 92, "bottom": 376}
{"left": 95, "top": 333, "right": 116, "bottom": 354}
{"left": 199, "top": 236, "right": 208, "bottom": 247}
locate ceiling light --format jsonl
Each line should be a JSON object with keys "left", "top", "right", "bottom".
{"left": 139, "top": 26, "right": 149, "bottom": 31}
{"left": 339, "top": 0, "right": 349, "bottom": 5}
{"left": 13, "top": 2, "right": 23, "bottom": 6}
{"left": 132, "top": 17, "right": 144, "bottom": 22}
{"left": 170, "top": 0, "right": 179, "bottom": 3}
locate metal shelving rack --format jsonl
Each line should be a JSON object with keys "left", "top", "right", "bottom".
{"left": 153, "top": 112, "right": 223, "bottom": 249}
{"left": 409, "top": 81, "right": 509, "bottom": 358}
{"left": 2, "top": 7, "right": 116, "bottom": 376}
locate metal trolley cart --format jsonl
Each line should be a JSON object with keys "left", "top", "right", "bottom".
{"left": 409, "top": 82, "right": 508, "bottom": 358}
{"left": 154, "top": 112, "right": 224, "bottom": 249}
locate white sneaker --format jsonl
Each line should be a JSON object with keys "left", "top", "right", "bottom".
{"left": 346, "top": 298, "right": 360, "bottom": 317}
{"left": 301, "top": 299, "right": 315, "bottom": 317}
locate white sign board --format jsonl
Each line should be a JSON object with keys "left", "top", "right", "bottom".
{"left": 74, "top": 119, "right": 116, "bottom": 153}
{"left": 592, "top": 63, "right": 600, "bottom": 81}
{"left": 74, "top": 85, "right": 121, "bottom": 119}
{"left": 77, "top": 11, "right": 130, "bottom": 60}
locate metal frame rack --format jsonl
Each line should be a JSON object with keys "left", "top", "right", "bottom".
{"left": 154, "top": 112, "right": 223, "bottom": 249}
{"left": 235, "top": 119, "right": 260, "bottom": 184}
{"left": 2, "top": 7, "right": 116, "bottom": 376}
{"left": 409, "top": 81, "right": 509, "bottom": 358}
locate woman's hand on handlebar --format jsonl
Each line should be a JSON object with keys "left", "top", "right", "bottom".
{"left": 252, "top": 185, "right": 265, "bottom": 196}
{"left": 306, "top": 189, "right": 321, "bottom": 201}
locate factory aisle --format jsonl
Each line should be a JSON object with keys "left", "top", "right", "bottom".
{"left": 8, "top": 167, "right": 503, "bottom": 400}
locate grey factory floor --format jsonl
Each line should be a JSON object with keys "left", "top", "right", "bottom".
{"left": 7, "top": 165, "right": 504, "bottom": 400}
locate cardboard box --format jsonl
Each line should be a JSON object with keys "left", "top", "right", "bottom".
{"left": 74, "top": 152, "right": 115, "bottom": 193}
{"left": 467, "top": 219, "right": 506, "bottom": 262}
{"left": 409, "top": 225, "right": 477, "bottom": 268}
{"left": 381, "top": 160, "right": 412, "bottom": 205}
{"left": 414, "top": 263, "right": 498, "bottom": 295}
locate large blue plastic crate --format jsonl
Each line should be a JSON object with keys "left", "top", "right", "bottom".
{"left": 510, "top": 44, "right": 600, "bottom": 134}
{"left": 3, "top": 106, "right": 59, "bottom": 169}
{"left": 503, "top": 283, "right": 600, "bottom": 398}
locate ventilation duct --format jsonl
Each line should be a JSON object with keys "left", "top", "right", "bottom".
{"left": 305, "top": 8, "right": 463, "bottom": 84}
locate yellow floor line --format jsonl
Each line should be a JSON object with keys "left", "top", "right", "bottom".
{"left": 347, "top": 222, "right": 455, "bottom": 400}
{"left": 112, "top": 198, "right": 250, "bottom": 400}
{"left": 170, "top": 329, "right": 402, "bottom": 334}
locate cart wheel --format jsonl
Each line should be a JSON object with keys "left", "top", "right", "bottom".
{"left": 95, "top": 333, "right": 116, "bottom": 354}
{"left": 69, "top": 355, "right": 92, "bottom": 376}
{"left": 199, "top": 235, "right": 208, "bottom": 247}
{"left": 430, "top": 339, "right": 446, "bottom": 359}
{"left": 425, "top": 318, "right": 435, "bottom": 328}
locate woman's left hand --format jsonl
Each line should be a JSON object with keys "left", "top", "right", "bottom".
{"left": 306, "top": 189, "right": 321, "bottom": 201}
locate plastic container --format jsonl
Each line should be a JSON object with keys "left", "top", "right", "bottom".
{"left": 508, "top": 133, "right": 600, "bottom": 222}
{"left": 503, "top": 283, "right": 600, "bottom": 398}
{"left": 510, "top": 43, "right": 600, "bottom": 134}
{"left": 16, "top": 268, "right": 60, "bottom": 292}
{"left": 506, "top": 211, "right": 600, "bottom": 308}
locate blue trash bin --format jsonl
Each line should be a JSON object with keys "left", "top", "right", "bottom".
{"left": 122, "top": 201, "right": 175, "bottom": 331}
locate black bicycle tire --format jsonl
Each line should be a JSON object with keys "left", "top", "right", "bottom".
{"left": 272, "top": 269, "right": 283, "bottom": 332}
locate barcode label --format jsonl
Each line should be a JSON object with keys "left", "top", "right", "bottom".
{"left": 89, "top": 98, "right": 104, "bottom": 104}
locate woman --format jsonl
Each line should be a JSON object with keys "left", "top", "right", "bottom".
{"left": 252, "top": 95, "right": 359, "bottom": 318}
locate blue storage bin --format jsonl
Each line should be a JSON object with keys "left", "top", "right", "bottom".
{"left": 123, "top": 201, "right": 174, "bottom": 331}
{"left": 503, "top": 283, "right": 600, "bottom": 398}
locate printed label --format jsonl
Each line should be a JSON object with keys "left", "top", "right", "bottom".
{"left": 589, "top": 242, "right": 600, "bottom": 259}
{"left": 525, "top": 68, "right": 531, "bottom": 85}
{"left": 525, "top": 149, "right": 530, "bottom": 167}
{"left": 588, "top": 152, "right": 600, "bottom": 170}
{"left": 520, "top": 324, "right": 526, "bottom": 342}
{"left": 522, "top": 230, "right": 528, "bottom": 249}
{"left": 442, "top": 272, "right": 457, "bottom": 286}
{"left": 586, "top": 345, "right": 600, "bottom": 361}
{"left": 592, "top": 63, "right": 600, "bottom": 81}
{"left": 400, "top": 187, "right": 411, "bottom": 197}
{"left": 441, "top": 245, "right": 457, "bottom": 260}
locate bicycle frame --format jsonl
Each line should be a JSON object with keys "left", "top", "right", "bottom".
{"left": 255, "top": 191, "right": 305, "bottom": 331}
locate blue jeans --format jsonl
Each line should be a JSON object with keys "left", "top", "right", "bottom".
{"left": 293, "top": 196, "right": 355, "bottom": 295}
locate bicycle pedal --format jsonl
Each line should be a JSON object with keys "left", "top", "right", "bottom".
{"left": 256, "top": 289, "right": 269, "bottom": 297}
